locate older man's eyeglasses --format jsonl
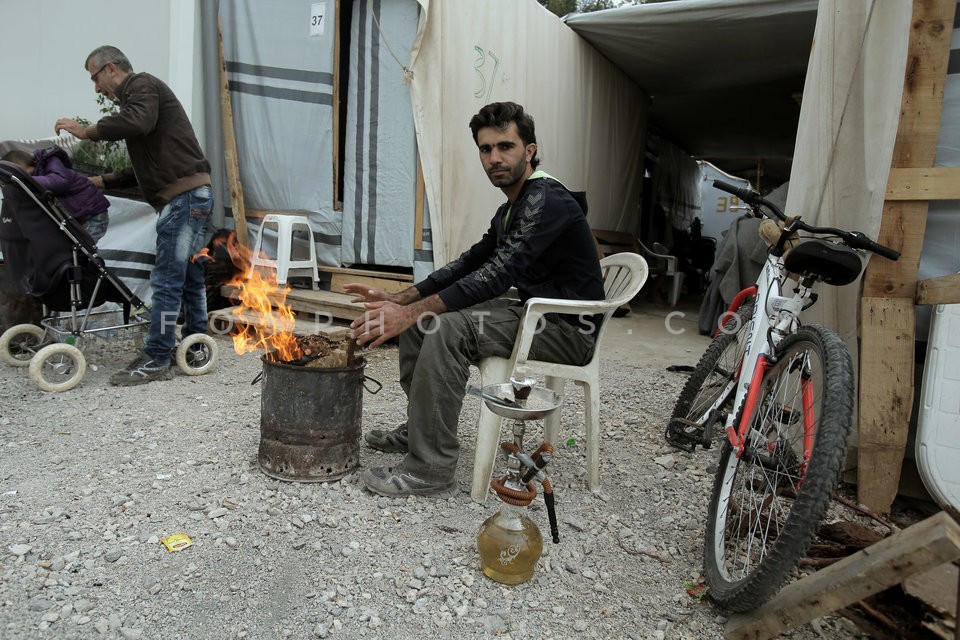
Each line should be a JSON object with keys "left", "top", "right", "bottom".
{"left": 90, "top": 63, "right": 110, "bottom": 82}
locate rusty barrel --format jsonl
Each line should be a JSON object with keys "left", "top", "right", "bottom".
{"left": 258, "top": 355, "right": 364, "bottom": 482}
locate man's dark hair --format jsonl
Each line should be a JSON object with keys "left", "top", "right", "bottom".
{"left": 469, "top": 102, "right": 540, "bottom": 169}
{"left": 1, "top": 149, "right": 35, "bottom": 169}
{"left": 85, "top": 46, "right": 133, "bottom": 73}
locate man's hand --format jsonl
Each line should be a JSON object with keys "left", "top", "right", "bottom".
{"left": 351, "top": 301, "right": 417, "bottom": 349}
{"left": 88, "top": 175, "right": 105, "bottom": 190}
{"left": 342, "top": 283, "right": 395, "bottom": 304}
{"left": 54, "top": 118, "right": 88, "bottom": 139}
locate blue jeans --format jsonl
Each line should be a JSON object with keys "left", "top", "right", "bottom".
{"left": 144, "top": 185, "right": 213, "bottom": 364}
{"left": 81, "top": 211, "right": 109, "bottom": 243}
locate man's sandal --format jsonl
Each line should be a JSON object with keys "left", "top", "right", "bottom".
{"left": 364, "top": 423, "right": 409, "bottom": 453}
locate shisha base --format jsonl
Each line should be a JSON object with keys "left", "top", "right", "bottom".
{"left": 477, "top": 504, "right": 544, "bottom": 585}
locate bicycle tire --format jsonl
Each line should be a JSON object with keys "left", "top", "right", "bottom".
{"left": 703, "top": 325, "right": 853, "bottom": 612}
{"left": 666, "top": 300, "right": 755, "bottom": 450}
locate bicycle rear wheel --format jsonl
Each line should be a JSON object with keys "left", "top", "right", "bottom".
{"left": 703, "top": 325, "right": 853, "bottom": 612}
{"left": 666, "top": 300, "right": 754, "bottom": 451}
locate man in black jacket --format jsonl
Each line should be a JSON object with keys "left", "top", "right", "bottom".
{"left": 345, "top": 102, "right": 603, "bottom": 498}
{"left": 55, "top": 45, "right": 213, "bottom": 386}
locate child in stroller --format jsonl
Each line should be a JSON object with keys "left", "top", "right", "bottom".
{"left": 0, "top": 159, "right": 218, "bottom": 391}
{"left": 2, "top": 147, "right": 110, "bottom": 243}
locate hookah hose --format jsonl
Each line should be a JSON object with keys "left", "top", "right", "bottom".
{"left": 490, "top": 442, "right": 561, "bottom": 543}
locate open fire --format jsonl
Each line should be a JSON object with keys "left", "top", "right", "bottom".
{"left": 192, "top": 231, "right": 354, "bottom": 366}
{"left": 193, "top": 230, "right": 300, "bottom": 361}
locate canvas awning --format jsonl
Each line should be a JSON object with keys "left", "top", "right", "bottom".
{"left": 564, "top": 0, "right": 818, "bottom": 186}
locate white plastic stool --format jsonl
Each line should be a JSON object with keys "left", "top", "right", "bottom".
{"left": 247, "top": 214, "right": 319, "bottom": 287}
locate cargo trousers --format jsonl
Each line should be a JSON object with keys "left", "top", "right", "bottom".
{"left": 397, "top": 298, "right": 596, "bottom": 483}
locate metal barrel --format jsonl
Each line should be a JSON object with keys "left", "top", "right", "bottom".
{"left": 258, "top": 355, "right": 364, "bottom": 482}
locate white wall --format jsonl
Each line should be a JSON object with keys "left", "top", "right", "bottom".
{"left": 0, "top": 0, "right": 200, "bottom": 144}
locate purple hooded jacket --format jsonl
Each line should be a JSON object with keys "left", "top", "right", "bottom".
{"left": 31, "top": 146, "right": 110, "bottom": 220}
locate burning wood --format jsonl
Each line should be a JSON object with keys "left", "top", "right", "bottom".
{"left": 297, "top": 334, "right": 356, "bottom": 368}
{"left": 192, "top": 230, "right": 359, "bottom": 367}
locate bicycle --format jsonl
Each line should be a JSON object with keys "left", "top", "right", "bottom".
{"left": 665, "top": 180, "right": 900, "bottom": 612}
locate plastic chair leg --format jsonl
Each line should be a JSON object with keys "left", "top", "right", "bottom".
{"left": 584, "top": 380, "right": 601, "bottom": 491}
{"left": 471, "top": 404, "right": 503, "bottom": 503}
{"left": 472, "top": 357, "right": 512, "bottom": 503}
{"left": 668, "top": 272, "right": 684, "bottom": 307}
{"left": 543, "top": 376, "right": 565, "bottom": 445}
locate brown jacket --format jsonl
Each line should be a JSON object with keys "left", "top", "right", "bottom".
{"left": 86, "top": 72, "right": 211, "bottom": 211}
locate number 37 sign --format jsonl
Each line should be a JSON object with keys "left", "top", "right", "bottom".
{"left": 310, "top": 2, "right": 326, "bottom": 37}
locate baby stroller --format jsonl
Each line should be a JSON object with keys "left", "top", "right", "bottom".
{"left": 0, "top": 160, "right": 218, "bottom": 391}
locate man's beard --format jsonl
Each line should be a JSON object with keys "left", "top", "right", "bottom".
{"left": 487, "top": 158, "right": 527, "bottom": 188}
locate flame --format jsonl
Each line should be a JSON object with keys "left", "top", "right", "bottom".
{"left": 218, "top": 231, "right": 302, "bottom": 362}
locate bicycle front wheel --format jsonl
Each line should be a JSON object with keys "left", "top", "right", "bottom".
{"left": 703, "top": 325, "right": 853, "bottom": 612}
{"left": 666, "top": 300, "right": 754, "bottom": 451}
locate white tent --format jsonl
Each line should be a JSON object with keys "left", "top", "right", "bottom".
{"left": 218, "top": 0, "right": 646, "bottom": 281}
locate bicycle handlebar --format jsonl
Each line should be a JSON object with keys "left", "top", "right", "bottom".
{"left": 712, "top": 179, "right": 900, "bottom": 261}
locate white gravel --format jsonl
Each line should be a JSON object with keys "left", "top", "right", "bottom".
{"left": 0, "top": 325, "right": 865, "bottom": 640}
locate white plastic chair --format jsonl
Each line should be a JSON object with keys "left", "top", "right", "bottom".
{"left": 471, "top": 252, "right": 649, "bottom": 502}
{"left": 637, "top": 240, "right": 684, "bottom": 307}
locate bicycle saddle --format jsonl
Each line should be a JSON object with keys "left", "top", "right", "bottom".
{"left": 783, "top": 239, "right": 863, "bottom": 286}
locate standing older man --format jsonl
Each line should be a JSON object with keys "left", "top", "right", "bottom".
{"left": 345, "top": 102, "right": 604, "bottom": 498}
{"left": 56, "top": 45, "right": 213, "bottom": 386}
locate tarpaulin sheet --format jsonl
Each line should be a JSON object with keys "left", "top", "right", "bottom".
{"left": 408, "top": 0, "right": 647, "bottom": 267}
{"left": 341, "top": 0, "right": 421, "bottom": 271}
{"left": 219, "top": 1, "right": 340, "bottom": 265}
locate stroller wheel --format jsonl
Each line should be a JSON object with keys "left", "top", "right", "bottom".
{"left": 0, "top": 324, "right": 47, "bottom": 367}
{"left": 175, "top": 334, "right": 219, "bottom": 376}
{"left": 29, "top": 343, "right": 86, "bottom": 392}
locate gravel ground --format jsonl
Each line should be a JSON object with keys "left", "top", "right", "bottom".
{"left": 0, "top": 322, "right": 867, "bottom": 640}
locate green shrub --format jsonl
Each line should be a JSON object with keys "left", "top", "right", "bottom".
{"left": 71, "top": 94, "right": 131, "bottom": 173}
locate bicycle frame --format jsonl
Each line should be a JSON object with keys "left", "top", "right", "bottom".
{"left": 724, "top": 253, "right": 807, "bottom": 458}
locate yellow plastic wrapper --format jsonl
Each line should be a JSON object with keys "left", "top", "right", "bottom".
{"left": 161, "top": 533, "right": 193, "bottom": 552}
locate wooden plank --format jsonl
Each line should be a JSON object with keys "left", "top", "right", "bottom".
{"left": 217, "top": 17, "right": 249, "bottom": 247}
{"left": 220, "top": 284, "right": 365, "bottom": 320}
{"left": 415, "top": 155, "right": 425, "bottom": 250}
{"left": 329, "top": 272, "right": 409, "bottom": 295}
{"left": 858, "top": 297, "right": 916, "bottom": 512}
{"left": 917, "top": 273, "right": 960, "bottom": 306}
{"left": 208, "top": 306, "right": 352, "bottom": 339}
{"left": 887, "top": 166, "right": 960, "bottom": 200}
{"left": 332, "top": 0, "right": 343, "bottom": 210}
{"left": 857, "top": 0, "right": 956, "bottom": 513}
{"left": 724, "top": 512, "right": 960, "bottom": 640}
{"left": 317, "top": 265, "right": 413, "bottom": 281}
{"left": 246, "top": 209, "right": 308, "bottom": 220}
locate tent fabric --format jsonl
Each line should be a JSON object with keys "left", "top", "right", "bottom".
{"left": 408, "top": 0, "right": 647, "bottom": 267}
{"left": 219, "top": 1, "right": 340, "bottom": 265}
{"left": 341, "top": 0, "right": 421, "bottom": 270}
{"left": 784, "top": 0, "right": 912, "bottom": 364}
{"left": 564, "top": 0, "right": 817, "bottom": 185}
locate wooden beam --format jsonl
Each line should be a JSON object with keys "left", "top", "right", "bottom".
{"left": 414, "top": 155, "right": 425, "bottom": 250}
{"left": 218, "top": 17, "right": 249, "bottom": 247}
{"left": 917, "top": 273, "right": 960, "bottom": 306}
{"left": 220, "top": 284, "right": 364, "bottom": 321}
{"left": 886, "top": 166, "right": 960, "bottom": 200}
{"left": 858, "top": 297, "right": 916, "bottom": 512}
{"left": 332, "top": 0, "right": 343, "bottom": 211}
{"left": 857, "top": 0, "right": 955, "bottom": 513}
{"left": 724, "top": 512, "right": 960, "bottom": 640}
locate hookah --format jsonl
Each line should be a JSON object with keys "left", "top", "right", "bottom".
{"left": 470, "top": 377, "right": 562, "bottom": 585}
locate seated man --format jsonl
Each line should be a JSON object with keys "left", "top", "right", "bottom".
{"left": 345, "top": 101, "right": 603, "bottom": 498}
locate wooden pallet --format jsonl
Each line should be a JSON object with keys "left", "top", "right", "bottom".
{"left": 219, "top": 284, "right": 366, "bottom": 321}
{"left": 208, "top": 306, "right": 353, "bottom": 339}
{"left": 725, "top": 511, "right": 960, "bottom": 639}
